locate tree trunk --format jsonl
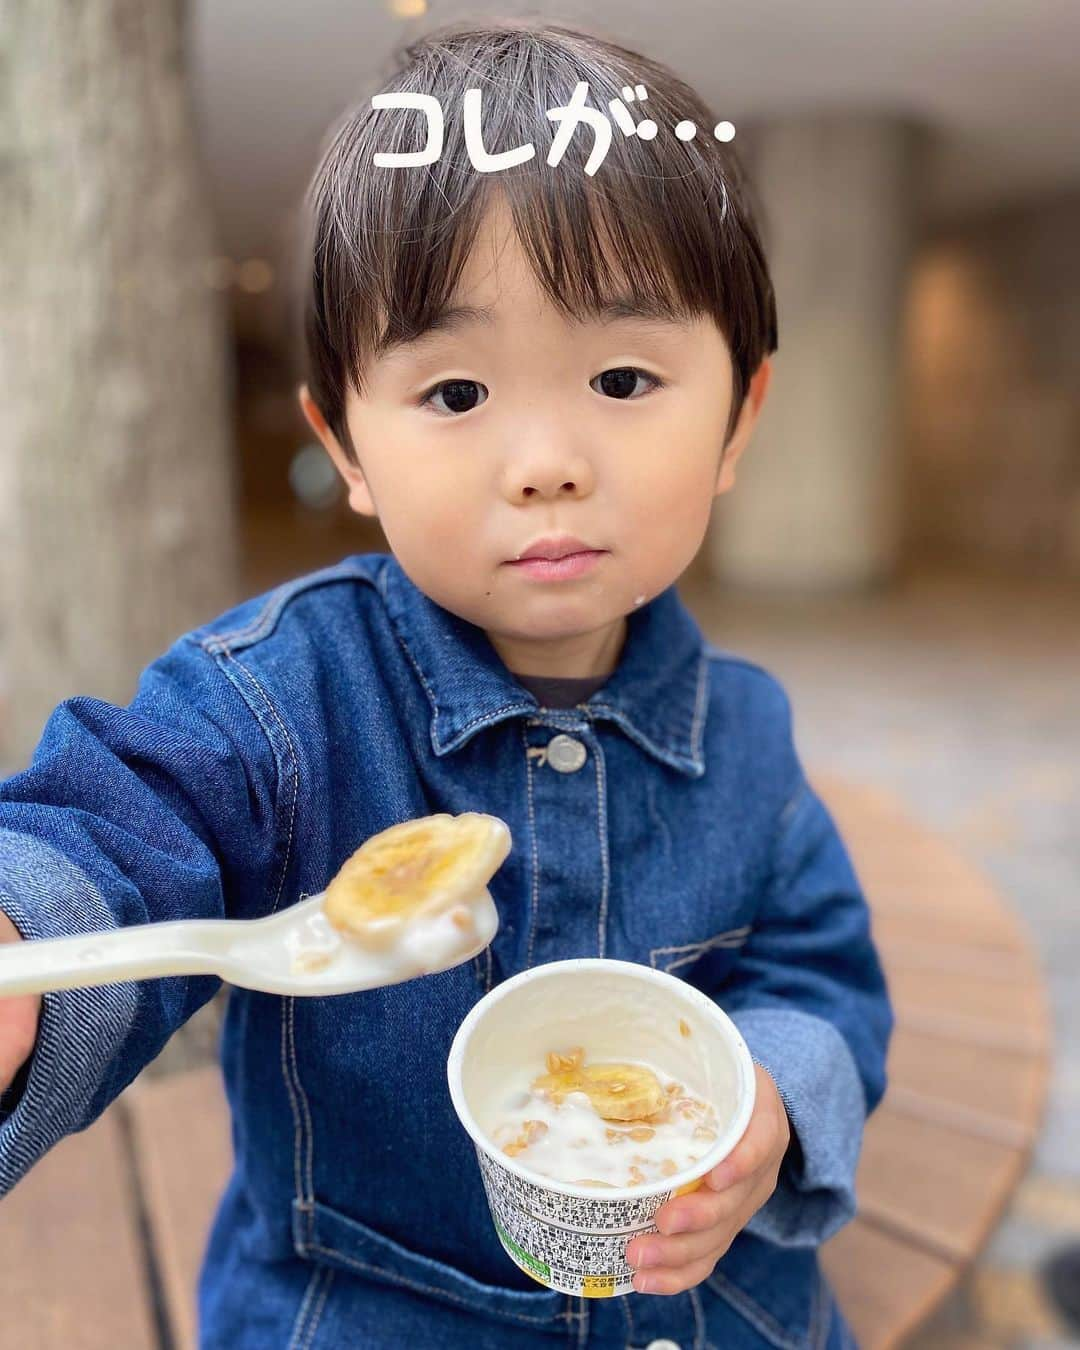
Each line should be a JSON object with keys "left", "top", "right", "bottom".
{"left": 0, "top": 0, "right": 237, "bottom": 769}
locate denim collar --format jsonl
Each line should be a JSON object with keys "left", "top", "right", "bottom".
{"left": 378, "top": 554, "right": 709, "bottom": 778}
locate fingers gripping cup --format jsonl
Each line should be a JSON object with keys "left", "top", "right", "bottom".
{"left": 447, "top": 959, "right": 756, "bottom": 1298}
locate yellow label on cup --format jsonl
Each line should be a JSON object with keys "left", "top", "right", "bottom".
{"left": 582, "top": 1274, "right": 617, "bottom": 1298}
{"left": 674, "top": 1175, "right": 705, "bottom": 1197}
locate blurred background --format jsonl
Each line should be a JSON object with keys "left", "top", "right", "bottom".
{"left": 1, "top": 1, "right": 1078, "bottom": 1346}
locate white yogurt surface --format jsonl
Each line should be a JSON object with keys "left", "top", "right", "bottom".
{"left": 491, "top": 1058, "right": 721, "bottom": 1188}
{"left": 223, "top": 889, "right": 499, "bottom": 995}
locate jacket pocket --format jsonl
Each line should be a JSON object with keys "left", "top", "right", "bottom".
{"left": 649, "top": 925, "right": 752, "bottom": 976}
{"left": 291, "top": 1198, "right": 569, "bottom": 1333}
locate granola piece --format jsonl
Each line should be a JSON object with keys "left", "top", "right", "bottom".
{"left": 500, "top": 1118, "right": 548, "bottom": 1158}
{"left": 545, "top": 1047, "right": 585, "bottom": 1074}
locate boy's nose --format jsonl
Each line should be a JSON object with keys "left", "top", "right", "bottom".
{"left": 501, "top": 450, "right": 595, "bottom": 502}
{"left": 522, "top": 478, "right": 580, "bottom": 499}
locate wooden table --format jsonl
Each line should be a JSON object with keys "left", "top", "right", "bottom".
{"left": 0, "top": 778, "right": 1052, "bottom": 1348}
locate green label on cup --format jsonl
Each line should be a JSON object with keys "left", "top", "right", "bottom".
{"left": 494, "top": 1216, "right": 551, "bottom": 1282}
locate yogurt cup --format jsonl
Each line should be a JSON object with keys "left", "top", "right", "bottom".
{"left": 447, "top": 958, "right": 756, "bottom": 1298}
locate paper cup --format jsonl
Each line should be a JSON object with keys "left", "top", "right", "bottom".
{"left": 447, "top": 958, "right": 756, "bottom": 1298}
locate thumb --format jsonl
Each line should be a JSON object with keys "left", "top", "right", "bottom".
{"left": 0, "top": 911, "right": 42, "bottom": 1094}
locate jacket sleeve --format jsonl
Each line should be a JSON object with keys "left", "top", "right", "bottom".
{"left": 0, "top": 633, "right": 282, "bottom": 1196}
{"left": 715, "top": 688, "right": 894, "bottom": 1248}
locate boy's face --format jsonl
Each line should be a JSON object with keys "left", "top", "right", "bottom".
{"left": 300, "top": 195, "right": 769, "bottom": 678}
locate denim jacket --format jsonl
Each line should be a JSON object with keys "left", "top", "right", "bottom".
{"left": 0, "top": 553, "right": 892, "bottom": 1350}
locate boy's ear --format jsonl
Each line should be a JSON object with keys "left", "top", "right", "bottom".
{"left": 715, "top": 358, "right": 773, "bottom": 497}
{"left": 297, "top": 383, "right": 378, "bottom": 517}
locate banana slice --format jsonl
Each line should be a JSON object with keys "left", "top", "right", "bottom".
{"left": 532, "top": 1048, "right": 665, "bottom": 1122}
{"left": 323, "top": 812, "right": 511, "bottom": 949}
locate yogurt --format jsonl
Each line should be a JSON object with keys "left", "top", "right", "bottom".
{"left": 491, "top": 1056, "right": 721, "bottom": 1189}
{"left": 285, "top": 898, "right": 491, "bottom": 979}
{"left": 217, "top": 887, "right": 500, "bottom": 997}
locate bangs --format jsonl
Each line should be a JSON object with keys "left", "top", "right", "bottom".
{"left": 299, "top": 20, "right": 777, "bottom": 459}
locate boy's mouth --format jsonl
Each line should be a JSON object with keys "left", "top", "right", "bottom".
{"left": 510, "top": 534, "right": 600, "bottom": 563}
{"left": 505, "top": 547, "right": 607, "bottom": 583}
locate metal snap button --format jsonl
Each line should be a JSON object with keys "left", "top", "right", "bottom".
{"left": 645, "top": 1341, "right": 682, "bottom": 1350}
{"left": 546, "top": 733, "right": 587, "bottom": 773}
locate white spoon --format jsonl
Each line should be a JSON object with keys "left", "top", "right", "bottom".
{"left": 0, "top": 886, "right": 500, "bottom": 999}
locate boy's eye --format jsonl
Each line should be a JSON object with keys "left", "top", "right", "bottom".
{"left": 418, "top": 367, "right": 663, "bottom": 415}
{"left": 421, "top": 379, "right": 489, "bottom": 416}
{"left": 592, "top": 367, "right": 663, "bottom": 400}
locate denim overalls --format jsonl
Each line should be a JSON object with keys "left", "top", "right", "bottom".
{"left": 0, "top": 552, "right": 892, "bottom": 1349}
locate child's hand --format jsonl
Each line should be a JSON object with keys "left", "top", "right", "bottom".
{"left": 0, "top": 911, "right": 41, "bottom": 1094}
{"left": 625, "top": 1064, "right": 790, "bottom": 1295}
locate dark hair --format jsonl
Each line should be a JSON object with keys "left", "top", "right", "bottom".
{"left": 296, "top": 17, "right": 778, "bottom": 463}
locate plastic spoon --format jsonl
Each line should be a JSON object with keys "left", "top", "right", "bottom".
{"left": 0, "top": 885, "right": 500, "bottom": 999}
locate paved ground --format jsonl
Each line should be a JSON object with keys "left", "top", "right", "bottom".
{"left": 681, "top": 562, "right": 1080, "bottom": 1348}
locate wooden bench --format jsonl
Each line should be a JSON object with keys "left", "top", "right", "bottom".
{"left": 0, "top": 778, "right": 1051, "bottom": 1349}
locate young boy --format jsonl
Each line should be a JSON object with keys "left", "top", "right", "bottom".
{"left": 0, "top": 19, "right": 892, "bottom": 1349}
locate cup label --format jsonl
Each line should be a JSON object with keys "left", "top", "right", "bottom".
{"left": 478, "top": 1148, "right": 672, "bottom": 1298}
